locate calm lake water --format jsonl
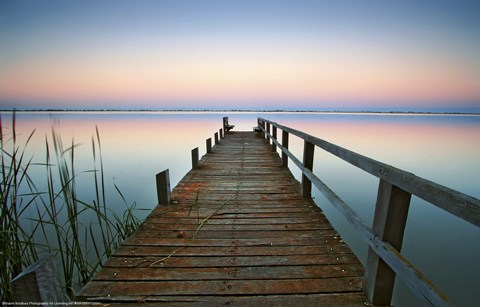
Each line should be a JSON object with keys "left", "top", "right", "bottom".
{"left": 3, "top": 111, "right": 479, "bottom": 306}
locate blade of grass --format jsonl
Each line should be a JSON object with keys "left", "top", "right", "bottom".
{"left": 149, "top": 195, "right": 232, "bottom": 267}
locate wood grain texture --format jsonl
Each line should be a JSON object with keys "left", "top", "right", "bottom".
{"left": 77, "top": 131, "right": 366, "bottom": 305}
{"left": 258, "top": 118, "right": 452, "bottom": 306}
{"left": 259, "top": 117, "right": 480, "bottom": 228}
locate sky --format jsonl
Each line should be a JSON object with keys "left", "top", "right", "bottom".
{"left": 1, "top": 0, "right": 479, "bottom": 112}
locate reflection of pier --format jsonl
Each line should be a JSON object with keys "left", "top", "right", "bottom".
{"left": 77, "top": 117, "right": 479, "bottom": 305}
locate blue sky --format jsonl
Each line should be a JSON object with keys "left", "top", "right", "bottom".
{"left": 1, "top": 0, "right": 479, "bottom": 111}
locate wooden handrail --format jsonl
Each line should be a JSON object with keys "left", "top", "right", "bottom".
{"left": 258, "top": 118, "right": 480, "bottom": 227}
{"left": 258, "top": 117, "right": 479, "bottom": 306}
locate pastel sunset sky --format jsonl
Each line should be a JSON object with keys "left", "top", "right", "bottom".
{"left": 1, "top": 0, "right": 479, "bottom": 111}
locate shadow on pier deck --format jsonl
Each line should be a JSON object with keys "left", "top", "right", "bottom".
{"left": 77, "top": 131, "right": 367, "bottom": 305}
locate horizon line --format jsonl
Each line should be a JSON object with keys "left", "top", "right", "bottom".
{"left": 1, "top": 108, "right": 480, "bottom": 116}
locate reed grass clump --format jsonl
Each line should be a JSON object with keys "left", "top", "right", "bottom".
{"left": 0, "top": 114, "right": 40, "bottom": 301}
{"left": 0, "top": 113, "right": 143, "bottom": 301}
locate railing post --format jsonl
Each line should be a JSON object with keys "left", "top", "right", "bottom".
{"left": 12, "top": 254, "right": 66, "bottom": 303}
{"left": 191, "top": 147, "right": 199, "bottom": 169}
{"left": 266, "top": 122, "right": 271, "bottom": 144}
{"left": 364, "top": 178, "right": 411, "bottom": 305}
{"left": 302, "top": 140, "right": 314, "bottom": 198}
{"left": 260, "top": 119, "right": 266, "bottom": 138}
{"left": 282, "top": 130, "right": 289, "bottom": 167}
{"left": 214, "top": 132, "right": 219, "bottom": 145}
{"left": 271, "top": 126, "right": 277, "bottom": 152}
{"left": 156, "top": 169, "right": 171, "bottom": 204}
{"left": 220, "top": 128, "right": 224, "bottom": 139}
{"left": 206, "top": 138, "right": 212, "bottom": 153}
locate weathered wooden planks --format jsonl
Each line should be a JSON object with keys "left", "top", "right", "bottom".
{"left": 77, "top": 131, "right": 367, "bottom": 305}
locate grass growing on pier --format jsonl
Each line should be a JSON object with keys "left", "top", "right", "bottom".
{"left": 148, "top": 192, "right": 232, "bottom": 267}
{"left": 0, "top": 113, "right": 142, "bottom": 301}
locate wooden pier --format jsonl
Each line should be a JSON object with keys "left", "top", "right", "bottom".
{"left": 77, "top": 130, "right": 367, "bottom": 305}
{"left": 76, "top": 117, "right": 480, "bottom": 306}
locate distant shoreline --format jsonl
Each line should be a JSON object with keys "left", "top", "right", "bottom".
{"left": 1, "top": 108, "right": 479, "bottom": 116}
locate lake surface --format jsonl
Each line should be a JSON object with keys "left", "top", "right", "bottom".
{"left": 3, "top": 111, "right": 479, "bottom": 306}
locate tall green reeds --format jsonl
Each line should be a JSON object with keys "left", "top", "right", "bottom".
{"left": 0, "top": 112, "right": 143, "bottom": 301}
{"left": 0, "top": 113, "right": 40, "bottom": 301}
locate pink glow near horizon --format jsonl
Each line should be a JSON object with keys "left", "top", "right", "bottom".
{"left": 1, "top": 1, "right": 479, "bottom": 111}
{"left": 6, "top": 111, "right": 480, "bottom": 197}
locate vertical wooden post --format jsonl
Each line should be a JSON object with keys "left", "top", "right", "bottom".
{"left": 266, "top": 123, "right": 271, "bottom": 144}
{"left": 214, "top": 132, "right": 219, "bottom": 145}
{"left": 220, "top": 128, "right": 224, "bottom": 139}
{"left": 12, "top": 254, "right": 66, "bottom": 302}
{"left": 223, "top": 117, "right": 229, "bottom": 134}
{"left": 206, "top": 138, "right": 212, "bottom": 153}
{"left": 258, "top": 119, "right": 266, "bottom": 138}
{"left": 271, "top": 126, "right": 277, "bottom": 152}
{"left": 156, "top": 169, "right": 171, "bottom": 204}
{"left": 302, "top": 140, "right": 314, "bottom": 198}
{"left": 282, "top": 130, "right": 289, "bottom": 167}
{"left": 262, "top": 121, "right": 266, "bottom": 138}
{"left": 364, "top": 179, "right": 411, "bottom": 305}
{"left": 191, "top": 147, "right": 199, "bottom": 169}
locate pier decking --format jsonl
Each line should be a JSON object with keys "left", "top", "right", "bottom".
{"left": 78, "top": 131, "right": 367, "bottom": 305}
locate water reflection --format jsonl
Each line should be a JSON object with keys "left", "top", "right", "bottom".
{"left": 4, "top": 111, "right": 479, "bottom": 306}
{"left": 5, "top": 112, "right": 231, "bottom": 217}
{"left": 260, "top": 113, "right": 480, "bottom": 307}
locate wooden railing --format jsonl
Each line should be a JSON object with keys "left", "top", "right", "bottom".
{"left": 257, "top": 117, "right": 480, "bottom": 306}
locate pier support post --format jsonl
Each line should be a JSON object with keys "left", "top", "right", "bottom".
{"left": 266, "top": 123, "right": 271, "bottom": 144}
{"left": 364, "top": 179, "right": 411, "bottom": 305}
{"left": 271, "top": 126, "right": 277, "bottom": 152}
{"left": 214, "top": 132, "right": 219, "bottom": 145}
{"left": 156, "top": 169, "right": 171, "bottom": 204}
{"left": 220, "top": 128, "right": 224, "bottom": 139}
{"left": 258, "top": 119, "right": 266, "bottom": 138}
{"left": 302, "top": 140, "right": 314, "bottom": 198}
{"left": 282, "top": 131, "right": 289, "bottom": 167}
{"left": 206, "top": 138, "right": 212, "bottom": 153}
{"left": 192, "top": 147, "right": 199, "bottom": 169}
{"left": 12, "top": 254, "right": 66, "bottom": 303}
